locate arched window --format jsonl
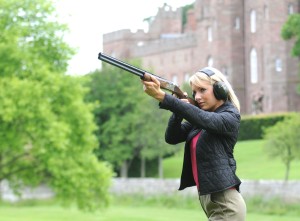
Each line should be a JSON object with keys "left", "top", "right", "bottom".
{"left": 172, "top": 75, "right": 178, "bottom": 85}
{"left": 184, "top": 73, "right": 190, "bottom": 82}
{"left": 250, "top": 10, "right": 256, "bottom": 33}
{"left": 208, "top": 57, "right": 214, "bottom": 67}
{"left": 275, "top": 58, "right": 282, "bottom": 72}
{"left": 208, "top": 26, "right": 212, "bottom": 42}
{"left": 250, "top": 48, "right": 258, "bottom": 83}
{"left": 288, "top": 4, "right": 294, "bottom": 14}
{"left": 235, "top": 17, "right": 240, "bottom": 30}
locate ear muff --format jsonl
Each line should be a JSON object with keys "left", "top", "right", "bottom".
{"left": 199, "top": 68, "right": 229, "bottom": 100}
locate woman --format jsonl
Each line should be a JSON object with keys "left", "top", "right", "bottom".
{"left": 142, "top": 67, "right": 246, "bottom": 221}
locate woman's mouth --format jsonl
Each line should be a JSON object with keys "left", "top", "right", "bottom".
{"left": 198, "top": 102, "right": 205, "bottom": 107}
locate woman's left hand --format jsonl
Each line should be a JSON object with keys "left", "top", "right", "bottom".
{"left": 141, "top": 75, "right": 166, "bottom": 102}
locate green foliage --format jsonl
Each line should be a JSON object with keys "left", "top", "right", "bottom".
{"left": 181, "top": 3, "right": 194, "bottom": 28}
{"left": 181, "top": 82, "right": 193, "bottom": 98}
{"left": 0, "top": 0, "right": 74, "bottom": 75}
{"left": 238, "top": 113, "right": 293, "bottom": 140}
{"left": 281, "top": 14, "right": 300, "bottom": 94}
{"left": 263, "top": 113, "right": 300, "bottom": 180}
{"left": 0, "top": 0, "right": 112, "bottom": 211}
{"left": 164, "top": 139, "right": 300, "bottom": 180}
{"left": 281, "top": 14, "right": 300, "bottom": 57}
{"left": 86, "top": 62, "right": 179, "bottom": 176}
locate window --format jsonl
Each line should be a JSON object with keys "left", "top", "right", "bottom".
{"left": 275, "top": 58, "right": 282, "bottom": 72}
{"left": 208, "top": 26, "right": 213, "bottom": 42}
{"left": 137, "top": 41, "right": 144, "bottom": 47}
{"left": 250, "top": 48, "right": 258, "bottom": 83}
{"left": 288, "top": 4, "right": 294, "bottom": 14}
{"left": 184, "top": 73, "right": 190, "bottom": 82}
{"left": 250, "top": 10, "right": 256, "bottom": 33}
{"left": 172, "top": 75, "right": 178, "bottom": 85}
{"left": 264, "top": 6, "right": 269, "bottom": 19}
{"left": 208, "top": 57, "right": 214, "bottom": 67}
{"left": 235, "top": 17, "right": 240, "bottom": 30}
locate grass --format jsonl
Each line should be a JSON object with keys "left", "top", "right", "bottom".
{"left": 0, "top": 196, "right": 300, "bottom": 221}
{"left": 163, "top": 139, "right": 300, "bottom": 180}
{"left": 1, "top": 139, "right": 300, "bottom": 221}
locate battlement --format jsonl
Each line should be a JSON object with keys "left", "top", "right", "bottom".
{"left": 148, "top": 3, "right": 182, "bottom": 35}
{"left": 156, "top": 3, "right": 182, "bottom": 19}
{"left": 103, "top": 29, "right": 147, "bottom": 43}
{"left": 132, "top": 33, "right": 197, "bottom": 57}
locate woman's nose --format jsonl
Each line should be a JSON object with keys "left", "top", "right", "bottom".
{"left": 194, "top": 92, "right": 201, "bottom": 100}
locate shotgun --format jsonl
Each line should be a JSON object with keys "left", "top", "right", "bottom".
{"left": 98, "top": 52, "right": 195, "bottom": 105}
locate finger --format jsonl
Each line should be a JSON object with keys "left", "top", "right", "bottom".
{"left": 172, "top": 93, "right": 179, "bottom": 98}
{"left": 143, "top": 80, "right": 153, "bottom": 87}
{"left": 149, "top": 75, "right": 160, "bottom": 85}
{"left": 180, "top": 98, "right": 190, "bottom": 104}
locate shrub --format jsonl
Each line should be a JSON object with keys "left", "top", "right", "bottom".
{"left": 238, "top": 112, "right": 295, "bottom": 141}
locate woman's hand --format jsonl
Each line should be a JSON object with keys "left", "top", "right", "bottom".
{"left": 179, "top": 92, "right": 190, "bottom": 104}
{"left": 141, "top": 75, "right": 166, "bottom": 102}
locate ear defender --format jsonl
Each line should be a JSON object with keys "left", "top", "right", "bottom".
{"left": 199, "top": 68, "right": 229, "bottom": 101}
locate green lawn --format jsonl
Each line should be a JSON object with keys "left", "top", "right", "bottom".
{"left": 163, "top": 139, "right": 300, "bottom": 180}
{"left": 1, "top": 139, "right": 300, "bottom": 221}
{"left": 0, "top": 204, "right": 300, "bottom": 221}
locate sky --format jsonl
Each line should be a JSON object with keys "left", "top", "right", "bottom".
{"left": 55, "top": 0, "right": 195, "bottom": 75}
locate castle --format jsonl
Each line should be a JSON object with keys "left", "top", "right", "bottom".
{"left": 103, "top": 0, "right": 300, "bottom": 114}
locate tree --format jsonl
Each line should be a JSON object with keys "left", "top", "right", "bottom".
{"left": 281, "top": 14, "right": 300, "bottom": 58}
{"left": 86, "top": 62, "right": 180, "bottom": 178}
{"left": 281, "top": 14, "right": 300, "bottom": 93}
{"left": 0, "top": 0, "right": 112, "bottom": 211}
{"left": 263, "top": 114, "right": 300, "bottom": 181}
{"left": 181, "top": 3, "right": 194, "bottom": 29}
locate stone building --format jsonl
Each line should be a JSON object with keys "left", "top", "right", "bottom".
{"left": 103, "top": 0, "right": 300, "bottom": 114}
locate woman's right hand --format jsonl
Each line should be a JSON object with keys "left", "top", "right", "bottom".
{"left": 179, "top": 92, "right": 190, "bottom": 104}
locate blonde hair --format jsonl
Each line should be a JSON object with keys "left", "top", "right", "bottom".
{"left": 189, "top": 67, "right": 240, "bottom": 112}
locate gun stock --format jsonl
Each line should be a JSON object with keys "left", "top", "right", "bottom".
{"left": 98, "top": 52, "right": 195, "bottom": 105}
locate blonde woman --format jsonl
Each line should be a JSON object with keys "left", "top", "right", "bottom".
{"left": 142, "top": 67, "right": 246, "bottom": 221}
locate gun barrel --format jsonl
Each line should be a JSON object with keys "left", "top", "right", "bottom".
{"left": 98, "top": 52, "right": 173, "bottom": 83}
{"left": 98, "top": 52, "right": 146, "bottom": 78}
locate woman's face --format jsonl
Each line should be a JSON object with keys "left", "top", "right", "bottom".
{"left": 191, "top": 80, "right": 224, "bottom": 112}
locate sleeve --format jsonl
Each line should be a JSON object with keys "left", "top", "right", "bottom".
{"left": 159, "top": 94, "right": 240, "bottom": 135}
{"left": 164, "top": 113, "right": 193, "bottom": 145}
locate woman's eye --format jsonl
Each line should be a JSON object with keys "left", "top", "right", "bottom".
{"left": 192, "top": 91, "right": 196, "bottom": 98}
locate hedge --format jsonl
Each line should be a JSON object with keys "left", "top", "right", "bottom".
{"left": 238, "top": 112, "right": 296, "bottom": 141}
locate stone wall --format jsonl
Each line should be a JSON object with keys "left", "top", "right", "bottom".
{"left": 2, "top": 179, "right": 300, "bottom": 203}
{"left": 110, "top": 179, "right": 300, "bottom": 203}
